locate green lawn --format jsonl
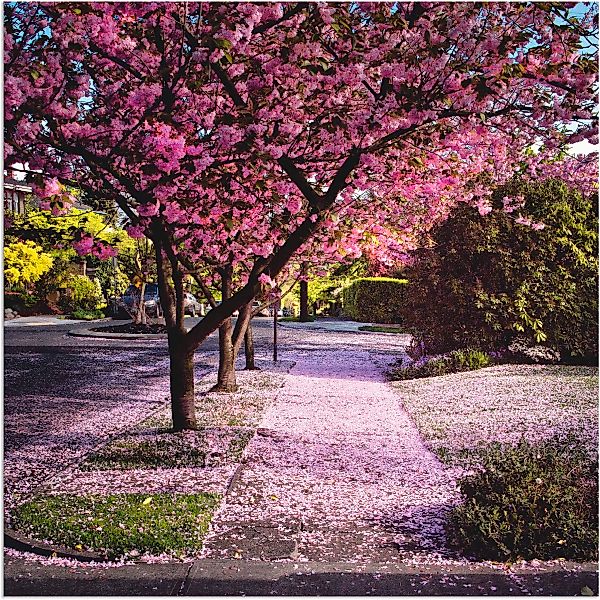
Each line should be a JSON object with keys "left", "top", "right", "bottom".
{"left": 13, "top": 493, "right": 220, "bottom": 559}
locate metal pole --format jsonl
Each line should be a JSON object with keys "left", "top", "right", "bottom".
{"left": 112, "top": 255, "right": 118, "bottom": 317}
{"left": 273, "top": 305, "right": 278, "bottom": 363}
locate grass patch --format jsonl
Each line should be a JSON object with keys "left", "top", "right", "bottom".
{"left": 393, "top": 365, "right": 599, "bottom": 467}
{"left": 82, "top": 428, "right": 253, "bottom": 470}
{"left": 141, "top": 368, "right": 288, "bottom": 430}
{"left": 279, "top": 316, "right": 316, "bottom": 322}
{"left": 13, "top": 493, "right": 220, "bottom": 559}
{"left": 358, "top": 325, "right": 404, "bottom": 333}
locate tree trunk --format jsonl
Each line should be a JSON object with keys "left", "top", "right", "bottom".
{"left": 153, "top": 232, "right": 196, "bottom": 431}
{"left": 299, "top": 279, "right": 310, "bottom": 321}
{"left": 212, "top": 265, "right": 238, "bottom": 392}
{"left": 212, "top": 317, "right": 238, "bottom": 392}
{"left": 139, "top": 281, "right": 147, "bottom": 325}
{"left": 169, "top": 340, "right": 197, "bottom": 430}
{"left": 244, "top": 321, "right": 259, "bottom": 370}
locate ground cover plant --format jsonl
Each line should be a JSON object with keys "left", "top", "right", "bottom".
{"left": 391, "top": 365, "right": 598, "bottom": 467}
{"left": 71, "top": 308, "right": 105, "bottom": 321}
{"left": 448, "top": 435, "right": 598, "bottom": 562}
{"left": 389, "top": 348, "right": 491, "bottom": 381}
{"left": 12, "top": 493, "right": 220, "bottom": 559}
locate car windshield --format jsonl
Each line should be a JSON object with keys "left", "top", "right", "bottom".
{"left": 124, "top": 284, "right": 159, "bottom": 297}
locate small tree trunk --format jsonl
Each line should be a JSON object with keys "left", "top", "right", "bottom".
{"left": 299, "top": 279, "right": 310, "bottom": 322}
{"left": 244, "top": 321, "right": 259, "bottom": 370}
{"left": 212, "top": 318, "right": 238, "bottom": 391}
{"left": 139, "top": 281, "right": 147, "bottom": 325}
{"left": 169, "top": 340, "right": 197, "bottom": 431}
{"left": 212, "top": 265, "right": 238, "bottom": 392}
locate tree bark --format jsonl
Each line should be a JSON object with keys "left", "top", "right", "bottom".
{"left": 153, "top": 233, "right": 197, "bottom": 430}
{"left": 244, "top": 321, "right": 259, "bottom": 370}
{"left": 212, "top": 265, "right": 238, "bottom": 392}
{"left": 169, "top": 339, "right": 197, "bottom": 430}
{"left": 299, "top": 279, "right": 310, "bottom": 321}
{"left": 139, "top": 281, "right": 147, "bottom": 325}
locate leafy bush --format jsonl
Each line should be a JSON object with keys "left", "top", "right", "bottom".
{"left": 402, "top": 178, "right": 598, "bottom": 360}
{"left": 13, "top": 493, "right": 220, "bottom": 559}
{"left": 60, "top": 275, "right": 105, "bottom": 312}
{"left": 390, "top": 348, "right": 490, "bottom": 380}
{"left": 448, "top": 435, "right": 599, "bottom": 562}
{"left": 4, "top": 240, "right": 53, "bottom": 288}
{"left": 71, "top": 308, "right": 105, "bottom": 320}
{"left": 342, "top": 277, "right": 408, "bottom": 323}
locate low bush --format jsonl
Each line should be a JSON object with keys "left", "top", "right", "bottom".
{"left": 358, "top": 325, "right": 404, "bottom": 333}
{"left": 13, "top": 493, "right": 220, "bottom": 559}
{"left": 60, "top": 275, "right": 105, "bottom": 312}
{"left": 448, "top": 435, "right": 599, "bottom": 562}
{"left": 390, "top": 348, "right": 490, "bottom": 380}
{"left": 342, "top": 277, "right": 407, "bottom": 323}
{"left": 71, "top": 308, "right": 105, "bottom": 320}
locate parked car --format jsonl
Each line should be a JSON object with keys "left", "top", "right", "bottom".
{"left": 119, "top": 283, "right": 162, "bottom": 318}
{"left": 252, "top": 301, "right": 269, "bottom": 317}
{"left": 184, "top": 292, "right": 203, "bottom": 317}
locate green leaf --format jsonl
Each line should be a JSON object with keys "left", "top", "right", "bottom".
{"left": 222, "top": 51, "right": 233, "bottom": 64}
{"left": 31, "top": 70, "right": 40, "bottom": 81}
{"left": 214, "top": 38, "right": 233, "bottom": 50}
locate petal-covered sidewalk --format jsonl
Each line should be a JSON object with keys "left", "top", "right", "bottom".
{"left": 203, "top": 347, "right": 463, "bottom": 564}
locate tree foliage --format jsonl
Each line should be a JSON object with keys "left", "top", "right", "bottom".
{"left": 4, "top": 240, "right": 54, "bottom": 288}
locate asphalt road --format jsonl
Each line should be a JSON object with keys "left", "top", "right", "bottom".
{"left": 3, "top": 316, "right": 278, "bottom": 353}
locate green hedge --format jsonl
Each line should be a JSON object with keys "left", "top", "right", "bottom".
{"left": 342, "top": 277, "right": 407, "bottom": 323}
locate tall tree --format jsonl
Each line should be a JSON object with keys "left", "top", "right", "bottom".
{"left": 5, "top": 2, "right": 597, "bottom": 429}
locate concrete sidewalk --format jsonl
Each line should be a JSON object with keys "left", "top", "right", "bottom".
{"left": 4, "top": 556, "right": 598, "bottom": 596}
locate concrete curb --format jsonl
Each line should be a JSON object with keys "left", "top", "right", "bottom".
{"left": 68, "top": 327, "right": 168, "bottom": 340}
{"left": 4, "top": 527, "right": 110, "bottom": 563}
{"left": 278, "top": 322, "right": 409, "bottom": 336}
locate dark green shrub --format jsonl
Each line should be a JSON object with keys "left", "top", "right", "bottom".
{"left": 390, "top": 348, "right": 490, "bottom": 380}
{"left": 342, "top": 277, "right": 407, "bottom": 323}
{"left": 448, "top": 435, "right": 599, "bottom": 562}
{"left": 402, "top": 178, "right": 598, "bottom": 360}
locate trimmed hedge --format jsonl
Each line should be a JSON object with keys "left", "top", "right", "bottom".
{"left": 342, "top": 277, "right": 407, "bottom": 323}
